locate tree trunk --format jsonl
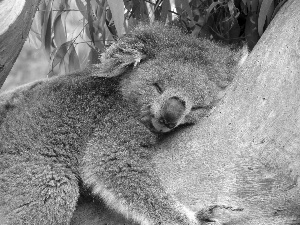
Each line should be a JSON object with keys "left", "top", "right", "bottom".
{"left": 0, "top": 0, "right": 41, "bottom": 89}
{"left": 155, "top": 0, "right": 300, "bottom": 223}
{"left": 73, "top": 0, "right": 300, "bottom": 224}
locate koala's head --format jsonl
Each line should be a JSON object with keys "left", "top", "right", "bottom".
{"left": 91, "top": 22, "right": 242, "bottom": 132}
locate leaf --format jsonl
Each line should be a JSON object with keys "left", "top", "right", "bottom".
{"left": 205, "top": 2, "right": 221, "bottom": 23}
{"left": 250, "top": 0, "right": 260, "bottom": 12}
{"left": 29, "top": 9, "right": 43, "bottom": 49}
{"left": 174, "top": 0, "right": 194, "bottom": 26}
{"left": 90, "top": 0, "right": 98, "bottom": 10}
{"left": 58, "top": 56, "right": 67, "bottom": 75}
{"left": 37, "top": 0, "right": 46, "bottom": 31}
{"left": 258, "top": 0, "right": 274, "bottom": 36}
{"left": 265, "top": 0, "right": 274, "bottom": 27}
{"left": 245, "top": 12, "right": 259, "bottom": 50}
{"left": 131, "top": 0, "right": 150, "bottom": 21}
{"left": 62, "top": 0, "right": 70, "bottom": 10}
{"left": 271, "top": 0, "right": 287, "bottom": 20}
{"left": 94, "top": 0, "right": 107, "bottom": 50}
{"left": 94, "top": 0, "right": 102, "bottom": 5}
{"left": 59, "top": 52, "right": 69, "bottom": 75}
{"left": 105, "top": 8, "right": 118, "bottom": 39}
{"left": 49, "top": 41, "right": 73, "bottom": 77}
{"left": 53, "top": 0, "right": 65, "bottom": 10}
{"left": 107, "top": 0, "right": 125, "bottom": 36}
{"left": 240, "top": 0, "right": 248, "bottom": 15}
{"left": 78, "top": 45, "right": 91, "bottom": 69}
{"left": 161, "top": 0, "right": 171, "bottom": 23}
{"left": 97, "top": 0, "right": 107, "bottom": 31}
{"left": 28, "top": 30, "right": 42, "bottom": 49}
{"left": 104, "top": 21, "right": 115, "bottom": 46}
{"left": 53, "top": 11, "right": 67, "bottom": 48}
{"left": 41, "top": 0, "right": 54, "bottom": 59}
{"left": 75, "top": 0, "right": 88, "bottom": 20}
{"left": 69, "top": 44, "right": 80, "bottom": 72}
{"left": 154, "top": 0, "right": 163, "bottom": 12}
{"left": 228, "top": 0, "right": 235, "bottom": 16}
{"left": 145, "top": 0, "right": 155, "bottom": 23}
{"left": 132, "top": 0, "right": 143, "bottom": 21}
{"left": 226, "top": 17, "right": 240, "bottom": 43}
{"left": 85, "top": 25, "right": 100, "bottom": 46}
{"left": 86, "top": 0, "right": 95, "bottom": 44}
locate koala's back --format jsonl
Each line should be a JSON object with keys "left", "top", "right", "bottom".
{"left": 0, "top": 72, "right": 127, "bottom": 170}
{"left": 0, "top": 70, "right": 156, "bottom": 224}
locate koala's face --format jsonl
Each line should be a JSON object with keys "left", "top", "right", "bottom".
{"left": 97, "top": 49, "right": 221, "bottom": 133}
{"left": 119, "top": 58, "right": 218, "bottom": 110}
{"left": 119, "top": 58, "right": 215, "bottom": 133}
{"left": 94, "top": 23, "right": 242, "bottom": 132}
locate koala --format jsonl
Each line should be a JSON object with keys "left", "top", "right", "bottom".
{"left": 0, "top": 23, "right": 243, "bottom": 225}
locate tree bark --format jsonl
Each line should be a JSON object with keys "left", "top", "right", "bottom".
{"left": 0, "top": 0, "right": 41, "bottom": 89}
{"left": 156, "top": 0, "right": 300, "bottom": 223}
{"left": 72, "top": 0, "right": 300, "bottom": 224}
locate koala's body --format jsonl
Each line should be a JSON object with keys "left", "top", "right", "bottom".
{"left": 0, "top": 23, "right": 243, "bottom": 225}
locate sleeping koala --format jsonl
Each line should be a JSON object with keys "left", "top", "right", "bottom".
{"left": 0, "top": 23, "right": 244, "bottom": 225}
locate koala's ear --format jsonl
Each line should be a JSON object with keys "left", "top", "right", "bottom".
{"left": 91, "top": 44, "right": 147, "bottom": 78}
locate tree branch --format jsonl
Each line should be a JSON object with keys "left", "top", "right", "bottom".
{"left": 0, "top": 0, "right": 41, "bottom": 89}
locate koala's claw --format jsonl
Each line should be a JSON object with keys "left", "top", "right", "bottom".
{"left": 196, "top": 205, "right": 244, "bottom": 225}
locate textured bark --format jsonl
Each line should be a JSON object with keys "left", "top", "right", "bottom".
{"left": 0, "top": 0, "right": 41, "bottom": 89}
{"left": 72, "top": 0, "right": 300, "bottom": 224}
{"left": 156, "top": 1, "right": 300, "bottom": 224}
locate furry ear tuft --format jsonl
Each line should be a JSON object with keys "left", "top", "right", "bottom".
{"left": 90, "top": 22, "right": 176, "bottom": 78}
{"left": 92, "top": 42, "right": 146, "bottom": 78}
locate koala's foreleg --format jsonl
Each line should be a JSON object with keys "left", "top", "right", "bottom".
{"left": 82, "top": 136, "right": 199, "bottom": 225}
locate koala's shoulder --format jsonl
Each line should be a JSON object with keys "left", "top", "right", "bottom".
{"left": 0, "top": 72, "right": 77, "bottom": 122}
{"left": 0, "top": 70, "right": 121, "bottom": 127}
{"left": 0, "top": 80, "right": 46, "bottom": 122}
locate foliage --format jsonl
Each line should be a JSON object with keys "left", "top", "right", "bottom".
{"left": 29, "top": 0, "right": 287, "bottom": 76}
{"left": 1, "top": 43, "right": 48, "bottom": 92}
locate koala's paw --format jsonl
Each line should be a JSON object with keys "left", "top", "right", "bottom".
{"left": 182, "top": 114, "right": 197, "bottom": 125}
{"left": 140, "top": 104, "right": 157, "bottom": 133}
{"left": 196, "top": 205, "right": 245, "bottom": 225}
